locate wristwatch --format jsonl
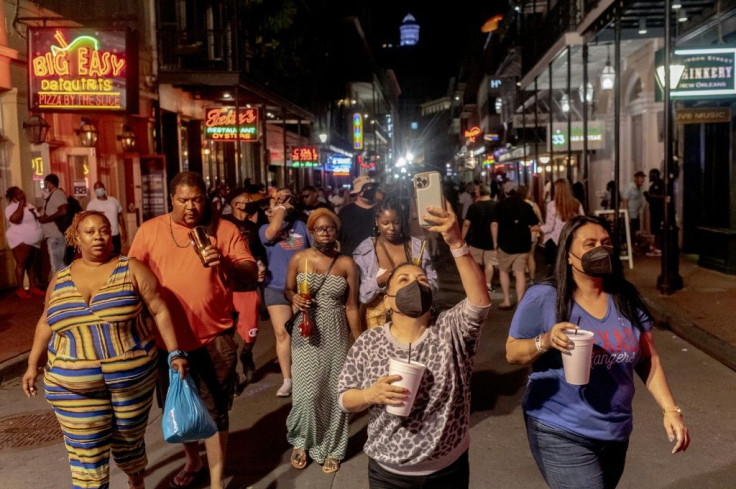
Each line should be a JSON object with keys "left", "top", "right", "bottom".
{"left": 168, "top": 350, "right": 187, "bottom": 366}
{"left": 450, "top": 242, "right": 470, "bottom": 258}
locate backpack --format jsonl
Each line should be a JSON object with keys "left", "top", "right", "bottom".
{"left": 56, "top": 195, "right": 83, "bottom": 233}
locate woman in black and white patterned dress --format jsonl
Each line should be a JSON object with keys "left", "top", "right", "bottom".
{"left": 284, "top": 208, "right": 362, "bottom": 474}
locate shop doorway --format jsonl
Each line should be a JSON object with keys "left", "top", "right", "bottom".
{"left": 682, "top": 122, "right": 731, "bottom": 253}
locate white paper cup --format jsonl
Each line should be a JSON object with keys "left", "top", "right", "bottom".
{"left": 386, "top": 358, "right": 426, "bottom": 417}
{"left": 560, "top": 328, "right": 595, "bottom": 385}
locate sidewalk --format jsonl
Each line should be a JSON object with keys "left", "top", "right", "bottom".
{"left": 2, "top": 251, "right": 736, "bottom": 384}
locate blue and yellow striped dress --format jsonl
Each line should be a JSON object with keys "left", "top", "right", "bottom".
{"left": 44, "top": 256, "right": 158, "bottom": 489}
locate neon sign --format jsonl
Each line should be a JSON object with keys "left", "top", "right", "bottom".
{"left": 353, "top": 113, "right": 364, "bottom": 150}
{"left": 290, "top": 146, "right": 319, "bottom": 164}
{"left": 204, "top": 107, "right": 259, "bottom": 141}
{"left": 325, "top": 155, "right": 352, "bottom": 175}
{"left": 464, "top": 126, "right": 482, "bottom": 142}
{"left": 29, "top": 28, "right": 134, "bottom": 112}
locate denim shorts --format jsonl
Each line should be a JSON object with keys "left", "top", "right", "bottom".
{"left": 525, "top": 415, "right": 629, "bottom": 489}
{"left": 264, "top": 287, "right": 290, "bottom": 307}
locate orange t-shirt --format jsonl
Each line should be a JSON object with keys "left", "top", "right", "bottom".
{"left": 129, "top": 213, "right": 254, "bottom": 351}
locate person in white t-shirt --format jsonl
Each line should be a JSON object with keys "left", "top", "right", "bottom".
{"left": 4, "top": 186, "right": 44, "bottom": 298}
{"left": 86, "top": 181, "right": 127, "bottom": 254}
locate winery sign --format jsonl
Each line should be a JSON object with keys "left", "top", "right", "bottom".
{"left": 655, "top": 47, "right": 736, "bottom": 100}
{"left": 28, "top": 28, "right": 136, "bottom": 112}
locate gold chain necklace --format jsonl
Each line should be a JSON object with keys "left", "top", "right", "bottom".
{"left": 169, "top": 214, "right": 192, "bottom": 248}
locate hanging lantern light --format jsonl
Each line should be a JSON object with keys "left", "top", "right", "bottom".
{"left": 578, "top": 81, "right": 594, "bottom": 103}
{"left": 117, "top": 124, "right": 137, "bottom": 152}
{"left": 560, "top": 93, "right": 570, "bottom": 113}
{"left": 23, "top": 115, "right": 51, "bottom": 145}
{"left": 76, "top": 120, "right": 99, "bottom": 147}
{"left": 600, "top": 45, "right": 615, "bottom": 91}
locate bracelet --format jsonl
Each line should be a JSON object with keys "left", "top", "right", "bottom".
{"left": 663, "top": 406, "right": 683, "bottom": 416}
{"left": 450, "top": 242, "right": 470, "bottom": 258}
{"left": 534, "top": 334, "right": 548, "bottom": 353}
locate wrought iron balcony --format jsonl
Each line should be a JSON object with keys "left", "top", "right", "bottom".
{"left": 522, "top": 0, "right": 584, "bottom": 74}
{"left": 158, "top": 26, "right": 236, "bottom": 73}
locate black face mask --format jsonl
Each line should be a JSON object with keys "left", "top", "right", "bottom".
{"left": 571, "top": 246, "right": 613, "bottom": 276}
{"left": 312, "top": 240, "right": 337, "bottom": 253}
{"left": 387, "top": 280, "right": 433, "bottom": 318}
{"left": 361, "top": 186, "right": 378, "bottom": 202}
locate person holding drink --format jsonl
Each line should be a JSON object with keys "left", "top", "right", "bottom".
{"left": 506, "top": 215, "right": 689, "bottom": 489}
{"left": 337, "top": 200, "right": 491, "bottom": 488}
{"left": 129, "top": 171, "right": 256, "bottom": 489}
{"left": 283, "top": 208, "right": 361, "bottom": 474}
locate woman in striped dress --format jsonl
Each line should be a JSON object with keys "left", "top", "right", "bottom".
{"left": 21, "top": 211, "right": 188, "bottom": 489}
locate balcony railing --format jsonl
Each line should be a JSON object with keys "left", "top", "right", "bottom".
{"left": 158, "top": 26, "right": 235, "bottom": 72}
{"left": 522, "top": 0, "right": 584, "bottom": 74}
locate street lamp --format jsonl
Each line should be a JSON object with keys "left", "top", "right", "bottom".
{"left": 76, "top": 120, "right": 99, "bottom": 147}
{"left": 318, "top": 132, "right": 328, "bottom": 144}
{"left": 600, "top": 46, "right": 615, "bottom": 91}
{"left": 578, "top": 81, "right": 594, "bottom": 103}
{"left": 117, "top": 124, "right": 137, "bottom": 152}
{"left": 560, "top": 93, "right": 570, "bottom": 113}
{"left": 23, "top": 115, "right": 50, "bottom": 144}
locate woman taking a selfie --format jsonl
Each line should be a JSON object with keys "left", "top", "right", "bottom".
{"left": 283, "top": 208, "right": 361, "bottom": 474}
{"left": 338, "top": 202, "right": 491, "bottom": 488}
{"left": 353, "top": 197, "right": 438, "bottom": 329}
{"left": 21, "top": 211, "right": 187, "bottom": 489}
{"left": 506, "top": 215, "right": 689, "bottom": 489}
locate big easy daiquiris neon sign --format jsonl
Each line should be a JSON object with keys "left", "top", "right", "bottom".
{"left": 28, "top": 28, "right": 135, "bottom": 112}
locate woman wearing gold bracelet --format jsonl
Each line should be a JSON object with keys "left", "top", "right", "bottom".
{"left": 506, "top": 216, "right": 689, "bottom": 489}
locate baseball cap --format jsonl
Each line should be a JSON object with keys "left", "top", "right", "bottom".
{"left": 503, "top": 180, "right": 518, "bottom": 194}
{"left": 350, "top": 175, "right": 376, "bottom": 195}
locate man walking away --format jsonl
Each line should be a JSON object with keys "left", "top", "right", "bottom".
{"left": 338, "top": 176, "right": 379, "bottom": 256}
{"left": 462, "top": 183, "right": 497, "bottom": 292}
{"left": 37, "top": 174, "right": 68, "bottom": 274}
{"left": 491, "top": 182, "right": 540, "bottom": 310}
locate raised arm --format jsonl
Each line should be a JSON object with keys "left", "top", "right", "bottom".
{"left": 129, "top": 258, "right": 188, "bottom": 377}
{"left": 423, "top": 201, "right": 490, "bottom": 307}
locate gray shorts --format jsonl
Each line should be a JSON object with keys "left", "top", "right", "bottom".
{"left": 264, "top": 287, "right": 290, "bottom": 307}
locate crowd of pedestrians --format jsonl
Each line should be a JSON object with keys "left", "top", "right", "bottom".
{"left": 13, "top": 169, "right": 691, "bottom": 489}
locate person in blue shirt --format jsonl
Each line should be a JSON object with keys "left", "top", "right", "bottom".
{"left": 506, "top": 215, "right": 689, "bottom": 489}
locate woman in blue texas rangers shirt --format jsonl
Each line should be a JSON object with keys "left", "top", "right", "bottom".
{"left": 506, "top": 215, "right": 689, "bottom": 489}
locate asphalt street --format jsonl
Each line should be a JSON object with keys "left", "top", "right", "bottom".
{"left": 1, "top": 253, "right": 735, "bottom": 488}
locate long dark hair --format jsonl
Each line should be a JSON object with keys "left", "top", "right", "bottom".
{"left": 545, "top": 215, "right": 651, "bottom": 330}
{"left": 373, "top": 196, "right": 408, "bottom": 239}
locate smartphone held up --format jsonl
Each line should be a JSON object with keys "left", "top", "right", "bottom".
{"left": 414, "top": 171, "right": 445, "bottom": 228}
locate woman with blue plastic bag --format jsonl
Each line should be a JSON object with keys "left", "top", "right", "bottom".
{"left": 21, "top": 211, "right": 188, "bottom": 489}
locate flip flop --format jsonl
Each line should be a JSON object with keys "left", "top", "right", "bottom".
{"left": 291, "top": 448, "right": 308, "bottom": 470}
{"left": 169, "top": 466, "right": 205, "bottom": 489}
{"left": 322, "top": 457, "right": 340, "bottom": 474}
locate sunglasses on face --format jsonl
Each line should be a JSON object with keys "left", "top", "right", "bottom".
{"left": 313, "top": 225, "right": 337, "bottom": 234}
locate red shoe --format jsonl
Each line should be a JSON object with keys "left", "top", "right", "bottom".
{"left": 15, "top": 289, "right": 32, "bottom": 299}
{"left": 29, "top": 287, "right": 46, "bottom": 297}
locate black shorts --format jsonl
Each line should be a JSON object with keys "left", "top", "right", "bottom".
{"left": 156, "top": 328, "right": 238, "bottom": 432}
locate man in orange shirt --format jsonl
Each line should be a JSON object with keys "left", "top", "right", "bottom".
{"left": 129, "top": 171, "right": 256, "bottom": 489}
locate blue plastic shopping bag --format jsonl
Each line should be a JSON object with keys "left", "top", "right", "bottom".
{"left": 162, "top": 354, "right": 217, "bottom": 443}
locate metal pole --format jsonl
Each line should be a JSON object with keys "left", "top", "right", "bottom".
{"left": 235, "top": 84, "right": 241, "bottom": 186}
{"left": 522, "top": 85, "right": 528, "bottom": 186}
{"left": 548, "top": 62, "right": 554, "bottom": 183}
{"left": 582, "top": 42, "right": 589, "bottom": 213}
{"left": 613, "top": 17, "right": 621, "bottom": 249}
{"left": 566, "top": 46, "right": 572, "bottom": 181}
{"left": 535, "top": 76, "right": 539, "bottom": 171}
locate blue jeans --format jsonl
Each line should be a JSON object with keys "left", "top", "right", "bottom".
{"left": 525, "top": 416, "right": 629, "bottom": 489}
{"left": 368, "top": 451, "right": 469, "bottom": 489}
{"left": 46, "top": 236, "right": 66, "bottom": 273}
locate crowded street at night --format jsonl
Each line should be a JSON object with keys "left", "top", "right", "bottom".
{"left": 2, "top": 1, "right": 736, "bottom": 488}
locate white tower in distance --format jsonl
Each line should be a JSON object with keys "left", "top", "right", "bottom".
{"left": 400, "top": 13, "right": 420, "bottom": 46}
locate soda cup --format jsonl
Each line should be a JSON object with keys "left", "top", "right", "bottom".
{"left": 189, "top": 226, "right": 210, "bottom": 267}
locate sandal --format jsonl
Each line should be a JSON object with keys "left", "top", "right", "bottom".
{"left": 291, "top": 448, "right": 308, "bottom": 470}
{"left": 322, "top": 457, "right": 340, "bottom": 474}
{"left": 169, "top": 465, "right": 205, "bottom": 489}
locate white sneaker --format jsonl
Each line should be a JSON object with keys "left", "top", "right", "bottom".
{"left": 276, "top": 379, "right": 292, "bottom": 397}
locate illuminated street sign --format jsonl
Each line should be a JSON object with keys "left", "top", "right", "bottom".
{"left": 204, "top": 107, "right": 259, "bottom": 141}
{"left": 655, "top": 47, "right": 736, "bottom": 100}
{"left": 28, "top": 28, "right": 135, "bottom": 112}
{"left": 353, "top": 113, "right": 364, "bottom": 150}
{"left": 290, "top": 146, "right": 319, "bottom": 165}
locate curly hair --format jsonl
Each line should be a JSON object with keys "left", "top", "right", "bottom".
{"left": 306, "top": 207, "right": 340, "bottom": 232}
{"left": 64, "top": 211, "right": 110, "bottom": 247}
{"left": 5, "top": 186, "right": 21, "bottom": 201}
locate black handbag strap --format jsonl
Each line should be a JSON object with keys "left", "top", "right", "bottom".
{"left": 308, "top": 255, "right": 339, "bottom": 298}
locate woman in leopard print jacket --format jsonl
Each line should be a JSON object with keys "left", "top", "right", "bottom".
{"left": 338, "top": 201, "right": 492, "bottom": 488}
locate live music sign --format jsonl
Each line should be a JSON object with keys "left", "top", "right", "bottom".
{"left": 28, "top": 27, "right": 136, "bottom": 112}
{"left": 204, "top": 107, "right": 259, "bottom": 141}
